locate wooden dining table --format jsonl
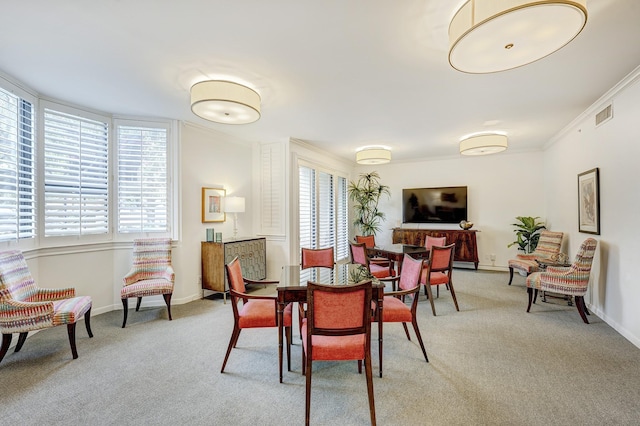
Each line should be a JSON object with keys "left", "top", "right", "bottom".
{"left": 277, "top": 263, "right": 386, "bottom": 383}
{"left": 367, "top": 243, "right": 429, "bottom": 275}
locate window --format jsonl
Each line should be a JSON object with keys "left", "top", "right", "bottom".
{"left": 299, "top": 164, "right": 348, "bottom": 263}
{"left": 0, "top": 87, "right": 35, "bottom": 241}
{"left": 43, "top": 107, "right": 109, "bottom": 237}
{"left": 116, "top": 122, "right": 169, "bottom": 234}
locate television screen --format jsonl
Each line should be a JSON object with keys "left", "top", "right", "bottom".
{"left": 402, "top": 186, "right": 468, "bottom": 224}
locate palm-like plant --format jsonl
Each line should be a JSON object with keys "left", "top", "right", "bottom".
{"left": 507, "top": 216, "right": 546, "bottom": 253}
{"left": 347, "top": 172, "right": 391, "bottom": 236}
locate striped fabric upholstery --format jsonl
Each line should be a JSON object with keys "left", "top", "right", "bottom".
{"left": 509, "top": 231, "right": 564, "bottom": 274}
{"left": 0, "top": 250, "right": 91, "bottom": 334}
{"left": 526, "top": 238, "right": 598, "bottom": 296}
{"left": 122, "top": 238, "right": 174, "bottom": 295}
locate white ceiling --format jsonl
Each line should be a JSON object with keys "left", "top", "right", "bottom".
{"left": 2, "top": 0, "right": 640, "bottom": 162}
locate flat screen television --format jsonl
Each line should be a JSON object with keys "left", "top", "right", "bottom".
{"left": 402, "top": 186, "right": 468, "bottom": 224}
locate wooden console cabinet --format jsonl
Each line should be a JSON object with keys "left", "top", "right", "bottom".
{"left": 201, "top": 237, "right": 267, "bottom": 301}
{"left": 392, "top": 228, "right": 479, "bottom": 269}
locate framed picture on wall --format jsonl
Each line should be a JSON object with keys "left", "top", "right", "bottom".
{"left": 577, "top": 168, "right": 600, "bottom": 235}
{"left": 202, "top": 187, "right": 226, "bottom": 223}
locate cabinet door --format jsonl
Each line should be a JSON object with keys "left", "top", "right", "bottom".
{"left": 224, "top": 238, "right": 267, "bottom": 280}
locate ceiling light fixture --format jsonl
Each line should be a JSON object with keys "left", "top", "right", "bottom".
{"left": 356, "top": 148, "right": 391, "bottom": 165}
{"left": 448, "top": 0, "right": 587, "bottom": 73}
{"left": 460, "top": 134, "right": 508, "bottom": 156}
{"left": 190, "top": 80, "right": 261, "bottom": 124}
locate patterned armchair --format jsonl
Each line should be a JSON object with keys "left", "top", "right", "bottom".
{"left": 0, "top": 250, "right": 93, "bottom": 364}
{"left": 508, "top": 231, "right": 564, "bottom": 285}
{"left": 526, "top": 238, "right": 598, "bottom": 323}
{"left": 121, "top": 238, "right": 174, "bottom": 328}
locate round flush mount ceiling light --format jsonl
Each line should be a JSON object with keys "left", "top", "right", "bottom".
{"left": 460, "top": 134, "right": 508, "bottom": 156}
{"left": 356, "top": 147, "right": 392, "bottom": 165}
{"left": 449, "top": 0, "right": 587, "bottom": 73}
{"left": 190, "top": 80, "right": 261, "bottom": 124}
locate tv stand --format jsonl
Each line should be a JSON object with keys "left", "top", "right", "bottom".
{"left": 392, "top": 228, "right": 479, "bottom": 269}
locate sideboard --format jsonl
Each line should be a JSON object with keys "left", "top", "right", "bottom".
{"left": 201, "top": 237, "right": 267, "bottom": 302}
{"left": 391, "top": 228, "right": 479, "bottom": 269}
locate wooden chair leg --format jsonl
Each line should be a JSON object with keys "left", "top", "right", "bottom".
{"left": 364, "top": 351, "right": 377, "bottom": 426}
{"left": 15, "top": 332, "right": 28, "bottom": 352}
{"left": 121, "top": 298, "right": 129, "bottom": 328}
{"left": 533, "top": 289, "right": 539, "bottom": 304}
{"left": 221, "top": 326, "right": 240, "bottom": 373}
{"left": 85, "top": 308, "right": 94, "bottom": 338}
{"left": 305, "top": 348, "right": 313, "bottom": 426}
{"left": 67, "top": 322, "right": 78, "bottom": 359}
{"left": 163, "top": 293, "right": 173, "bottom": 320}
{"left": 575, "top": 296, "right": 590, "bottom": 324}
{"left": 0, "top": 334, "right": 12, "bottom": 364}
{"left": 135, "top": 297, "right": 143, "bottom": 312}
{"left": 527, "top": 287, "right": 533, "bottom": 312}
{"left": 508, "top": 267, "right": 514, "bottom": 285}
{"left": 425, "top": 284, "right": 436, "bottom": 316}
{"left": 449, "top": 280, "right": 460, "bottom": 311}
{"left": 401, "top": 322, "right": 411, "bottom": 341}
{"left": 411, "top": 318, "right": 429, "bottom": 362}
{"left": 286, "top": 326, "right": 291, "bottom": 371}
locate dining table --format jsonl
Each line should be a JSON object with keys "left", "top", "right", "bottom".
{"left": 277, "top": 263, "right": 386, "bottom": 383}
{"left": 366, "top": 243, "right": 429, "bottom": 275}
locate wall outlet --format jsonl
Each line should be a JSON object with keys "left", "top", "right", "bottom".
{"left": 490, "top": 253, "right": 496, "bottom": 261}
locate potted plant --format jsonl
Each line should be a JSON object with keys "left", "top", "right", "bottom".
{"left": 347, "top": 171, "right": 391, "bottom": 236}
{"left": 507, "top": 216, "right": 546, "bottom": 254}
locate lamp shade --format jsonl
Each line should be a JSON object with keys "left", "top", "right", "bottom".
{"left": 460, "top": 134, "right": 508, "bottom": 156}
{"left": 449, "top": 0, "right": 587, "bottom": 73}
{"left": 190, "top": 81, "right": 261, "bottom": 124}
{"left": 224, "top": 196, "right": 245, "bottom": 213}
{"left": 356, "top": 148, "right": 391, "bottom": 165}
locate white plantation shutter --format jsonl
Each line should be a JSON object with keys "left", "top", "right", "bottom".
{"left": 335, "top": 175, "right": 348, "bottom": 260}
{"left": 260, "top": 143, "right": 285, "bottom": 235}
{"left": 43, "top": 108, "right": 109, "bottom": 237}
{"left": 0, "top": 88, "right": 35, "bottom": 241}
{"left": 299, "top": 166, "right": 315, "bottom": 250}
{"left": 318, "top": 171, "right": 335, "bottom": 250}
{"left": 116, "top": 124, "right": 168, "bottom": 233}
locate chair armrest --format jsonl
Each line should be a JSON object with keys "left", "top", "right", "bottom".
{"left": 516, "top": 254, "right": 536, "bottom": 260}
{"left": 379, "top": 275, "right": 400, "bottom": 291}
{"left": 1, "top": 300, "right": 54, "bottom": 323}
{"left": 384, "top": 285, "right": 419, "bottom": 298}
{"left": 244, "top": 278, "right": 279, "bottom": 286}
{"left": 229, "top": 289, "right": 277, "bottom": 301}
{"left": 32, "top": 287, "right": 76, "bottom": 301}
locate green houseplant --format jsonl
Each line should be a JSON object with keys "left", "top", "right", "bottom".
{"left": 347, "top": 171, "right": 391, "bottom": 236}
{"left": 507, "top": 216, "right": 546, "bottom": 254}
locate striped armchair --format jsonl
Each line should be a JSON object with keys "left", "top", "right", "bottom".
{"left": 121, "top": 238, "right": 174, "bottom": 328}
{"left": 508, "top": 230, "right": 564, "bottom": 285}
{"left": 0, "top": 250, "right": 93, "bottom": 364}
{"left": 526, "top": 238, "right": 598, "bottom": 323}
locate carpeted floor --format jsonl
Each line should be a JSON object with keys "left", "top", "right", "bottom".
{"left": 1, "top": 269, "right": 640, "bottom": 425}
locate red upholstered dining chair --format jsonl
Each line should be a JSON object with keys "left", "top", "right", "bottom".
{"left": 349, "top": 241, "right": 394, "bottom": 279}
{"left": 121, "top": 238, "right": 174, "bottom": 328}
{"left": 355, "top": 235, "right": 391, "bottom": 267}
{"left": 221, "top": 256, "right": 293, "bottom": 374}
{"left": 508, "top": 230, "right": 564, "bottom": 285}
{"left": 0, "top": 250, "right": 93, "bottom": 364}
{"left": 526, "top": 238, "right": 598, "bottom": 323}
{"left": 420, "top": 243, "right": 458, "bottom": 316}
{"left": 302, "top": 280, "right": 376, "bottom": 426}
{"left": 375, "top": 254, "right": 429, "bottom": 375}
{"left": 299, "top": 247, "right": 335, "bottom": 338}
{"left": 424, "top": 235, "right": 446, "bottom": 250}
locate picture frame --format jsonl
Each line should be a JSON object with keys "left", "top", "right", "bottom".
{"left": 577, "top": 168, "right": 600, "bottom": 235}
{"left": 202, "top": 187, "right": 226, "bottom": 223}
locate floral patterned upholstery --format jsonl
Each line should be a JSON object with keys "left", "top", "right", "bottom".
{"left": 0, "top": 250, "right": 93, "bottom": 363}
{"left": 121, "top": 238, "right": 174, "bottom": 327}
{"left": 508, "top": 231, "right": 564, "bottom": 284}
{"left": 526, "top": 238, "right": 598, "bottom": 323}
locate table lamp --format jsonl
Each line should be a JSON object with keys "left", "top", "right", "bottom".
{"left": 224, "top": 196, "right": 245, "bottom": 239}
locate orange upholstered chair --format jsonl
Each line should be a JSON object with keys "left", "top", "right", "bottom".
{"left": 508, "top": 230, "right": 564, "bottom": 285}
{"left": 377, "top": 254, "right": 428, "bottom": 372}
{"left": 349, "top": 241, "right": 394, "bottom": 279}
{"left": 420, "top": 243, "right": 458, "bottom": 316}
{"left": 299, "top": 247, "right": 335, "bottom": 338}
{"left": 302, "top": 280, "right": 376, "bottom": 426}
{"left": 220, "top": 256, "right": 293, "bottom": 374}
{"left": 424, "top": 236, "right": 446, "bottom": 250}
{"left": 355, "top": 235, "right": 391, "bottom": 267}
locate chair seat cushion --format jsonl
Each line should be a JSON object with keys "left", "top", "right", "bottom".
{"left": 526, "top": 272, "right": 587, "bottom": 296}
{"left": 238, "top": 300, "right": 292, "bottom": 328}
{"left": 121, "top": 279, "right": 174, "bottom": 298}
{"left": 52, "top": 296, "right": 92, "bottom": 326}
{"left": 420, "top": 270, "right": 449, "bottom": 285}
{"left": 508, "top": 258, "right": 539, "bottom": 274}
{"left": 381, "top": 296, "right": 412, "bottom": 322}
{"left": 301, "top": 322, "right": 366, "bottom": 361}
{"left": 370, "top": 263, "right": 393, "bottom": 278}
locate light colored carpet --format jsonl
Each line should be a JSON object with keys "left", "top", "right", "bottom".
{"left": 1, "top": 269, "right": 640, "bottom": 425}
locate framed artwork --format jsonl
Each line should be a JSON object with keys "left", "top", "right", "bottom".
{"left": 202, "top": 187, "right": 226, "bottom": 223}
{"left": 577, "top": 168, "right": 600, "bottom": 235}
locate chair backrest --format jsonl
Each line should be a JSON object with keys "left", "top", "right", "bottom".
{"left": 0, "top": 250, "right": 37, "bottom": 303}
{"left": 132, "top": 238, "right": 172, "bottom": 274}
{"left": 355, "top": 235, "right": 376, "bottom": 249}
{"left": 533, "top": 231, "right": 563, "bottom": 259}
{"left": 301, "top": 247, "right": 335, "bottom": 269}
{"left": 567, "top": 238, "right": 598, "bottom": 277}
{"left": 398, "top": 254, "right": 423, "bottom": 291}
{"left": 349, "top": 242, "right": 370, "bottom": 269}
{"left": 225, "top": 256, "right": 246, "bottom": 294}
{"left": 428, "top": 243, "right": 455, "bottom": 273}
{"left": 424, "top": 236, "right": 446, "bottom": 250}
{"left": 306, "top": 280, "right": 372, "bottom": 336}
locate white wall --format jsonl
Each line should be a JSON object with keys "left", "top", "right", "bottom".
{"left": 359, "top": 151, "right": 545, "bottom": 270}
